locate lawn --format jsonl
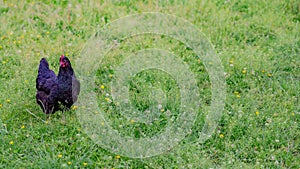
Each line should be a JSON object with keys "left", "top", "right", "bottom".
{"left": 0, "top": 0, "right": 299, "bottom": 168}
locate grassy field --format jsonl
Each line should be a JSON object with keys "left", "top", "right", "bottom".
{"left": 0, "top": 0, "right": 299, "bottom": 168}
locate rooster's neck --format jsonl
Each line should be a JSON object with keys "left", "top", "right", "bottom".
{"left": 58, "top": 66, "right": 74, "bottom": 78}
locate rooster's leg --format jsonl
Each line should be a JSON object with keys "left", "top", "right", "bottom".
{"left": 37, "top": 99, "right": 46, "bottom": 113}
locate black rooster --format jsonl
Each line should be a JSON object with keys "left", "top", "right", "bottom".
{"left": 57, "top": 55, "right": 80, "bottom": 109}
{"left": 36, "top": 55, "right": 80, "bottom": 114}
{"left": 36, "top": 58, "right": 59, "bottom": 114}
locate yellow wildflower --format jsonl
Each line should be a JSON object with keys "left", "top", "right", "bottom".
{"left": 255, "top": 111, "right": 260, "bottom": 115}
{"left": 234, "top": 91, "right": 239, "bottom": 95}
{"left": 0, "top": 104, "right": 2, "bottom": 108}
{"left": 267, "top": 73, "right": 272, "bottom": 77}
{"left": 219, "top": 134, "right": 224, "bottom": 138}
{"left": 229, "top": 59, "right": 234, "bottom": 64}
{"left": 71, "top": 105, "right": 78, "bottom": 110}
{"left": 6, "top": 99, "right": 11, "bottom": 103}
{"left": 115, "top": 155, "right": 121, "bottom": 159}
{"left": 21, "top": 125, "right": 25, "bottom": 129}
{"left": 83, "top": 162, "right": 88, "bottom": 166}
{"left": 130, "top": 120, "right": 135, "bottom": 124}
{"left": 105, "top": 98, "right": 110, "bottom": 102}
{"left": 109, "top": 74, "right": 113, "bottom": 78}
{"left": 100, "top": 85, "right": 105, "bottom": 89}
{"left": 67, "top": 162, "right": 72, "bottom": 165}
{"left": 58, "top": 154, "right": 62, "bottom": 158}
{"left": 9, "top": 141, "right": 14, "bottom": 145}
{"left": 242, "top": 69, "right": 247, "bottom": 74}
{"left": 236, "top": 94, "right": 241, "bottom": 98}
{"left": 261, "top": 70, "right": 265, "bottom": 73}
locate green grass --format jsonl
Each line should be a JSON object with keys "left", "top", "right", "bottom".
{"left": 0, "top": 0, "right": 299, "bottom": 168}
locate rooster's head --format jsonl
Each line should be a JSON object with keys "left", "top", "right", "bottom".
{"left": 60, "top": 55, "right": 71, "bottom": 68}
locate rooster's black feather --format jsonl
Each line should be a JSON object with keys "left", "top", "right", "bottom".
{"left": 57, "top": 55, "right": 80, "bottom": 108}
{"left": 36, "top": 58, "right": 59, "bottom": 114}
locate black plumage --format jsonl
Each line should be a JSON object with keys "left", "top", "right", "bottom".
{"left": 57, "top": 55, "right": 80, "bottom": 109}
{"left": 35, "top": 55, "right": 80, "bottom": 114}
{"left": 36, "top": 58, "right": 59, "bottom": 114}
